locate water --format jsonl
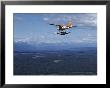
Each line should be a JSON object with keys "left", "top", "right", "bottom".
{"left": 14, "top": 47, "right": 97, "bottom": 75}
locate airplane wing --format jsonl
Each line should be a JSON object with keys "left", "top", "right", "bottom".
{"left": 49, "top": 24, "right": 55, "bottom": 25}
{"left": 49, "top": 24, "right": 64, "bottom": 27}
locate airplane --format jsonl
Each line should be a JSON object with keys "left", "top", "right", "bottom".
{"left": 49, "top": 21, "right": 77, "bottom": 35}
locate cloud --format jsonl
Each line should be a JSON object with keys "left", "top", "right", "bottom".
{"left": 14, "top": 38, "right": 30, "bottom": 43}
{"left": 14, "top": 16, "right": 23, "bottom": 21}
{"left": 43, "top": 17, "right": 49, "bottom": 21}
{"left": 43, "top": 13, "right": 97, "bottom": 26}
{"left": 14, "top": 33, "right": 96, "bottom": 45}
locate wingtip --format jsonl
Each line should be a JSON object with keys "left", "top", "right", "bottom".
{"left": 49, "top": 24, "right": 54, "bottom": 25}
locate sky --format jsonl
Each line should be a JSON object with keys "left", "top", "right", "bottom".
{"left": 13, "top": 13, "right": 97, "bottom": 45}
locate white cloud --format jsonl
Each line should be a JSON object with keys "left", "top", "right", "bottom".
{"left": 43, "top": 17, "right": 49, "bottom": 21}
{"left": 43, "top": 13, "right": 97, "bottom": 27}
{"left": 15, "top": 38, "right": 30, "bottom": 43}
{"left": 15, "top": 16, "right": 23, "bottom": 21}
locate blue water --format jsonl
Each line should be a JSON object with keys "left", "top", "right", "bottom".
{"left": 14, "top": 47, "right": 97, "bottom": 75}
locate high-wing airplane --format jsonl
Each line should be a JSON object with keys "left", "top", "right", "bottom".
{"left": 49, "top": 21, "right": 76, "bottom": 35}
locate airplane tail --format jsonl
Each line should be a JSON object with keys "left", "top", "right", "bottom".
{"left": 66, "top": 21, "right": 73, "bottom": 28}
